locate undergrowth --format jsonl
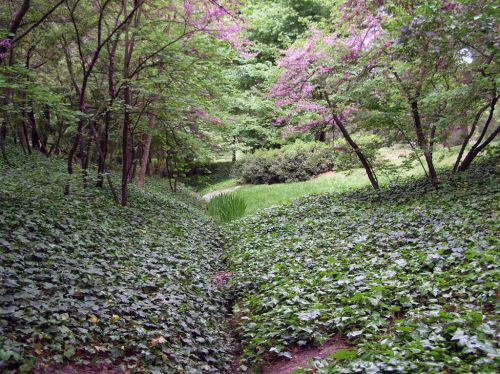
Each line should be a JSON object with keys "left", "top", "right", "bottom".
{"left": 224, "top": 159, "right": 499, "bottom": 373}
{"left": 0, "top": 149, "right": 233, "bottom": 373}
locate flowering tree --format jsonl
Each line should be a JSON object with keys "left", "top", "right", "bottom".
{"left": 269, "top": 1, "right": 385, "bottom": 190}
{"left": 272, "top": 0, "right": 498, "bottom": 190}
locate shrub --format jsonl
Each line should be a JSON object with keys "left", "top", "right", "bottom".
{"left": 234, "top": 141, "right": 335, "bottom": 184}
{"left": 208, "top": 193, "right": 247, "bottom": 222}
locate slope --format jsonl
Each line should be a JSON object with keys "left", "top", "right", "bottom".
{"left": 224, "top": 159, "right": 499, "bottom": 373}
{"left": 0, "top": 150, "right": 232, "bottom": 373}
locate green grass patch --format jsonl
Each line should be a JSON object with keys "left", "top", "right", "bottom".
{"left": 233, "top": 168, "right": 369, "bottom": 216}
{"left": 200, "top": 177, "right": 239, "bottom": 196}
{"left": 232, "top": 145, "right": 468, "bottom": 216}
{"left": 208, "top": 193, "right": 247, "bottom": 223}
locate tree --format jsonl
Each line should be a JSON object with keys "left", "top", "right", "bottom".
{"left": 270, "top": 27, "right": 381, "bottom": 190}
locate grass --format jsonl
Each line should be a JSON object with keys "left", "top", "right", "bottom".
{"left": 207, "top": 193, "right": 247, "bottom": 222}
{"left": 233, "top": 169, "right": 369, "bottom": 216}
{"left": 200, "top": 177, "right": 239, "bottom": 196}
{"left": 232, "top": 146, "right": 463, "bottom": 216}
{"left": 183, "top": 161, "right": 240, "bottom": 195}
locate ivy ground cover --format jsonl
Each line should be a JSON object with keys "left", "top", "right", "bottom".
{"left": 225, "top": 160, "right": 499, "bottom": 373}
{"left": 0, "top": 153, "right": 232, "bottom": 373}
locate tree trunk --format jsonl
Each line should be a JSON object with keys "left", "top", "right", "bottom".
{"left": 97, "top": 112, "right": 110, "bottom": 187}
{"left": 26, "top": 107, "right": 41, "bottom": 151}
{"left": 40, "top": 104, "right": 50, "bottom": 154}
{"left": 0, "top": 0, "right": 30, "bottom": 64}
{"left": 49, "top": 118, "right": 64, "bottom": 156}
{"left": 332, "top": 114, "right": 379, "bottom": 190}
{"left": 98, "top": 36, "right": 117, "bottom": 187}
{"left": 0, "top": 119, "right": 8, "bottom": 164}
{"left": 315, "top": 129, "right": 326, "bottom": 142}
{"left": 146, "top": 152, "right": 151, "bottom": 176}
{"left": 324, "top": 94, "right": 379, "bottom": 190}
{"left": 232, "top": 136, "right": 237, "bottom": 163}
{"left": 121, "top": 0, "right": 132, "bottom": 206}
{"left": 453, "top": 103, "right": 489, "bottom": 173}
{"left": 22, "top": 120, "right": 31, "bottom": 155}
{"left": 457, "top": 95, "right": 498, "bottom": 172}
{"left": 410, "top": 100, "right": 438, "bottom": 189}
{"left": 81, "top": 123, "right": 93, "bottom": 188}
{"left": 458, "top": 126, "right": 499, "bottom": 172}
{"left": 120, "top": 0, "right": 141, "bottom": 206}
{"left": 89, "top": 121, "right": 120, "bottom": 204}
{"left": 137, "top": 107, "right": 157, "bottom": 188}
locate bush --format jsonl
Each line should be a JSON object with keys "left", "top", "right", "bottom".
{"left": 208, "top": 193, "right": 247, "bottom": 222}
{"left": 234, "top": 141, "right": 335, "bottom": 184}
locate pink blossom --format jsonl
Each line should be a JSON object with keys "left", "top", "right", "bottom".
{"left": 214, "top": 271, "right": 232, "bottom": 288}
{"left": 283, "top": 117, "right": 334, "bottom": 137}
{"left": 320, "top": 66, "right": 334, "bottom": 75}
{"left": 441, "top": 1, "right": 458, "bottom": 12}
{"left": 167, "top": 0, "right": 251, "bottom": 58}
{"left": 184, "top": 0, "right": 194, "bottom": 17}
{"left": 341, "top": 107, "right": 359, "bottom": 120}
{"left": 0, "top": 39, "right": 12, "bottom": 49}
{"left": 190, "top": 108, "right": 223, "bottom": 125}
{"left": 296, "top": 102, "right": 326, "bottom": 111}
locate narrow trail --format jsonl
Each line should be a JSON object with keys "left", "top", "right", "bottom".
{"left": 261, "top": 338, "right": 350, "bottom": 374}
{"left": 202, "top": 186, "right": 242, "bottom": 201}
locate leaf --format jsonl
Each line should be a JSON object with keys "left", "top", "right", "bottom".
{"left": 151, "top": 336, "right": 167, "bottom": 347}
{"left": 63, "top": 346, "right": 76, "bottom": 359}
{"left": 331, "top": 349, "right": 356, "bottom": 361}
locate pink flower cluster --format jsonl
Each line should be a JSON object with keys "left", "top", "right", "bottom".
{"left": 214, "top": 271, "right": 232, "bottom": 288}
{"left": 441, "top": 1, "right": 458, "bottom": 13}
{"left": 271, "top": 30, "right": 325, "bottom": 103}
{"left": 269, "top": 2, "right": 389, "bottom": 136}
{"left": 282, "top": 117, "right": 334, "bottom": 137}
{"left": 189, "top": 108, "right": 223, "bottom": 125}
{"left": 270, "top": 30, "right": 334, "bottom": 133}
{"left": 174, "top": 0, "right": 253, "bottom": 59}
{"left": 0, "top": 39, "right": 12, "bottom": 49}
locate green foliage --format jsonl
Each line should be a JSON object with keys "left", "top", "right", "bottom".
{"left": 245, "top": 0, "right": 331, "bottom": 50}
{"left": 235, "top": 141, "right": 336, "bottom": 184}
{"left": 334, "top": 134, "right": 384, "bottom": 171}
{"left": 0, "top": 151, "right": 233, "bottom": 373}
{"left": 183, "top": 161, "right": 235, "bottom": 194}
{"left": 207, "top": 193, "right": 247, "bottom": 223}
{"left": 224, "top": 159, "right": 499, "bottom": 372}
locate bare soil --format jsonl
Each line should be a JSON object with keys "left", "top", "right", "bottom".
{"left": 261, "top": 337, "right": 351, "bottom": 374}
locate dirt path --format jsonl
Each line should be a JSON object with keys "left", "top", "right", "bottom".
{"left": 261, "top": 338, "right": 350, "bottom": 374}
{"left": 202, "top": 186, "right": 242, "bottom": 201}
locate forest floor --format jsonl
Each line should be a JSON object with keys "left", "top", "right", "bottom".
{"left": 0, "top": 149, "right": 234, "bottom": 373}
{"left": 260, "top": 338, "right": 350, "bottom": 374}
{"left": 0, "top": 148, "right": 498, "bottom": 373}
{"left": 222, "top": 157, "right": 499, "bottom": 373}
